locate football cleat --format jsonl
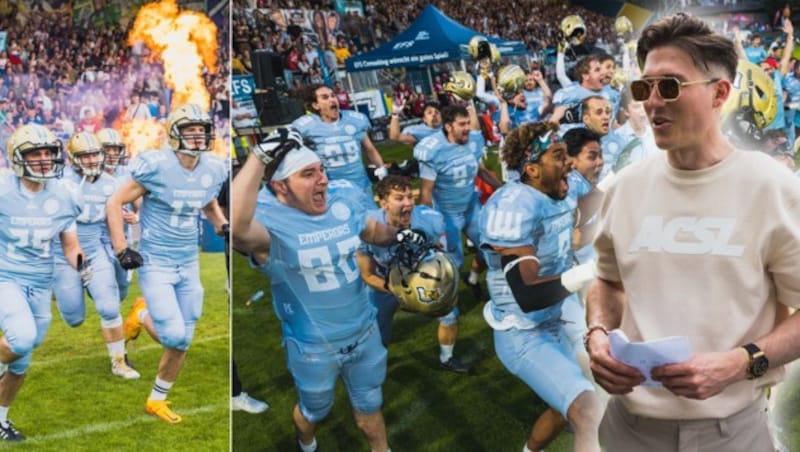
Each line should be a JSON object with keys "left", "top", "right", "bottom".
{"left": 439, "top": 357, "right": 470, "bottom": 374}
{"left": 124, "top": 297, "right": 147, "bottom": 342}
{"left": 0, "top": 420, "right": 24, "bottom": 442}
{"left": 231, "top": 392, "right": 269, "bottom": 414}
{"left": 146, "top": 399, "right": 182, "bottom": 424}
{"left": 111, "top": 355, "right": 140, "bottom": 380}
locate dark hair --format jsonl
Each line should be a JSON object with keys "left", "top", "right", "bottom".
{"left": 422, "top": 101, "right": 441, "bottom": 114}
{"left": 375, "top": 175, "right": 411, "bottom": 200}
{"left": 563, "top": 127, "right": 602, "bottom": 157}
{"left": 441, "top": 104, "right": 468, "bottom": 134}
{"left": 574, "top": 55, "right": 594, "bottom": 81}
{"left": 501, "top": 121, "right": 559, "bottom": 181}
{"left": 303, "top": 83, "right": 331, "bottom": 114}
{"left": 636, "top": 13, "right": 737, "bottom": 82}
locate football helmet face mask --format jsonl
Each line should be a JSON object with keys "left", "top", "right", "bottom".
{"left": 444, "top": 71, "right": 476, "bottom": 102}
{"left": 166, "top": 103, "right": 215, "bottom": 157}
{"left": 8, "top": 124, "right": 64, "bottom": 182}
{"left": 468, "top": 35, "right": 491, "bottom": 61}
{"left": 67, "top": 131, "right": 104, "bottom": 177}
{"left": 721, "top": 59, "right": 777, "bottom": 146}
{"left": 497, "top": 64, "right": 527, "bottom": 100}
{"left": 95, "top": 128, "right": 127, "bottom": 170}
{"left": 560, "top": 15, "right": 586, "bottom": 47}
{"left": 387, "top": 244, "right": 459, "bottom": 317}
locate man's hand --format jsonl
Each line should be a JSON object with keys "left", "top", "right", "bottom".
{"left": 122, "top": 208, "right": 139, "bottom": 224}
{"left": 587, "top": 330, "right": 646, "bottom": 394}
{"left": 251, "top": 127, "right": 304, "bottom": 166}
{"left": 117, "top": 247, "right": 144, "bottom": 270}
{"left": 77, "top": 254, "right": 93, "bottom": 287}
{"left": 651, "top": 349, "right": 749, "bottom": 400}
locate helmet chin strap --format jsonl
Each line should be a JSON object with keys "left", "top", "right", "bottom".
{"left": 177, "top": 135, "right": 207, "bottom": 157}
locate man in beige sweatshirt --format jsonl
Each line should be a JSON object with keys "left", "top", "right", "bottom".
{"left": 585, "top": 13, "right": 800, "bottom": 452}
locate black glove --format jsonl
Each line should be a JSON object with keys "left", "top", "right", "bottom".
{"left": 77, "top": 254, "right": 93, "bottom": 288}
{"left": 220, "top": 223, "right": 230, "bottom": 244}
{"left": 117, "top": 247, "right": 143, "bottom": 270}
{"left": 396, "top": 228, "right": 426, "bottom": 246}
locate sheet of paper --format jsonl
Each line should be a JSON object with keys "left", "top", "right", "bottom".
{"left": 608, "top": 329, "right": 693, "bottom": 387}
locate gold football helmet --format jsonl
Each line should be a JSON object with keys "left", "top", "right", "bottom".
{"left": 166, "top": 103, "right": 215, "bottom": 156}
{"left": 560, "top": 15, "right": 586, "bottom": 47}
{"left": 7, "top": 124, "right": 64, "bottom": 182}
{"left": 721, "top": 59, "right": 778, "bottom": 145}
{"left": 67, "top": 131, "right": 104, "bottom": 176}
{"left": 388, "top": 248, "right": 459, "bottom": 317}
{"left": 615, "top": 16, "right": 633, "bottom": 38}
{"left": 490, "top": 43, "right": 501, "bottom": 64}
{"left": 444, "top": 71, "right": 476, "bottom": 102}
{"left": 468, "top": 35, "right": 491, "bottom": 61}
{"left": 95, "top": 128, "right": 127, "bottom": 170}
{"left": 497, "top": 64, "right": 526, "bottom": 100}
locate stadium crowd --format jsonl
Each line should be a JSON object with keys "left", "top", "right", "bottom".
{"left": 0, "top": 2, "right": 230, "bottom": 169}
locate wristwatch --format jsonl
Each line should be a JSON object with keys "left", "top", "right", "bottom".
{"left": 741, "top": 343, "right": 769, "bottom": 379}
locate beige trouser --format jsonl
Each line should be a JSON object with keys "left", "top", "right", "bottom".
{"left": 599, "top": 396, "right": 775, "bottom": 452}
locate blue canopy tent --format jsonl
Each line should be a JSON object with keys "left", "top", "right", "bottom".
{"left": 345, "top": 4, "right": 527, "bottom": 74}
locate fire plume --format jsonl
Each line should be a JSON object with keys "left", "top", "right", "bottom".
{"left": 128, "top": 0, "right": 218, "bottom": 109}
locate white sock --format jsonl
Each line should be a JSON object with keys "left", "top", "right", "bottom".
{"left": 106, "top": 339, "right": 125, "bottom": 358}
{"left": 297, "top": 436, "right": 317, "bottom": 452}
{"left": 440, "top": 344, "right": 454, "bottom": 363}
{"left": 0, "top": 406, "right": 8, "bottom": 423}
{"left": 522, "top": 445, "right": 541, "bottom": 452}
{"left": 468, "top": 270, "right": 479, "bottom": 285}
{"left": 373, "top": 449, "right": 391, "bottom": 452}
{"left": 149, "top": 376, "right": 173, "bottom": 401}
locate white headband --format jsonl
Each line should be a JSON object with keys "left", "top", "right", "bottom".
{"left": 271, "top": 147, "right": 321, "bottom": 181}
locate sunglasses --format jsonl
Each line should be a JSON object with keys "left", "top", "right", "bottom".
{"left": 630, "top": 77, "right": 719, "bottom": 102}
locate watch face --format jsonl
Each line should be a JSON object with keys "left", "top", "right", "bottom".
{"left": 751, "top": 357, "right": 769, "bottom": 377}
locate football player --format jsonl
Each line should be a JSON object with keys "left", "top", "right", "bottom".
{"left": 551, "top": 54, "right": 620, "bottom": 135}
{"left": 106, "top": 103, "right": 228, "bottom": 424}
{"left": 357, "top": 175, "right": 469, "bottom": 373}
{"left": 291, "top": 83, "right": 387, "bottom": 192}
{"left": 388, "top": 100, "right": 442, "bottom": 145}
{"left": 0, "top": 124, "right": 89, "bottom": 441}
{"left": 480, "top": 122, "right": 601, "bottom": 452}
{"left": 231, "top": 127, "right": 423, "bottom": 452}
{"left": 52, "top": 132, "right": 139, "bottom": 380}
{"left": 96, "top": 127, "right": 139, "bottom": 303}
{"left": 414, "top": 104, "right": 501, "bottom": 293}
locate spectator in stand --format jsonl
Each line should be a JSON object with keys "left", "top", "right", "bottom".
{"left": 333, "top": 36, "right": 352, "bottom": 66}
{"left": 744, "top": 33, "right": 768, "bottom": 64}
{"left": 333, "top": 80, "right": 352, "bottom": 110}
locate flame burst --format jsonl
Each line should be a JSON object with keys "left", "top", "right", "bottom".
{"left": 124, "top": 0, "right": 222, "bottom": 157}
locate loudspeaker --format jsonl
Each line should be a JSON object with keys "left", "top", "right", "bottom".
{"left": 253, "top": 91, "right": 305, "bottom": 126}
{"left": 251, "top": 51, "right": 285, "bottom": 90}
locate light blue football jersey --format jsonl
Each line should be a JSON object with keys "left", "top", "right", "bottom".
{"left": 599, "top": 130, "right": 629, "bottom": 179}
{"left": 491, "top": 105, "right": 529, "bottom": 131}
{"left": 0, "top": 173, "right": 82, "bottom": 288}
{"left": 479, "top": 181, "right": 577, "bottom": 324}
{"left": 53, "top": 170, "right": 119, "bottom": 262}
{"left": 553, "top": 82, "right": 618, "bottom": 124}
{"left": 291, "top": 110, "right": 372, "bottom": 191}
{"left": 567, "top": 171, "right": 596, "bottom": 264}
{"left": 401, "top": 123, "right": 441, "bottom": 142}
{"left": 100, "top": 165, "right": 133, "bottom": 244}
{"left": 255, "top": 183, "right": 374, "bottom": 348}
{"left": 359, "top": 206, "right": 446, "bottom": 277}
{"left": 522, "top": 88, "right": 546, "bottom": 123}
{"left": 414, "top": 130, "right": 485, "bottom": 213}
{"left": 130, "top": 150, "right": 227, "bottom": 265}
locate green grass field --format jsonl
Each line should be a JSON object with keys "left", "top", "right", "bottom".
{"left": 3, "top": 252, "right": 229, "bottom": 451}
{"left": 231, "top": 140, "right": 800, "bottom": 451}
